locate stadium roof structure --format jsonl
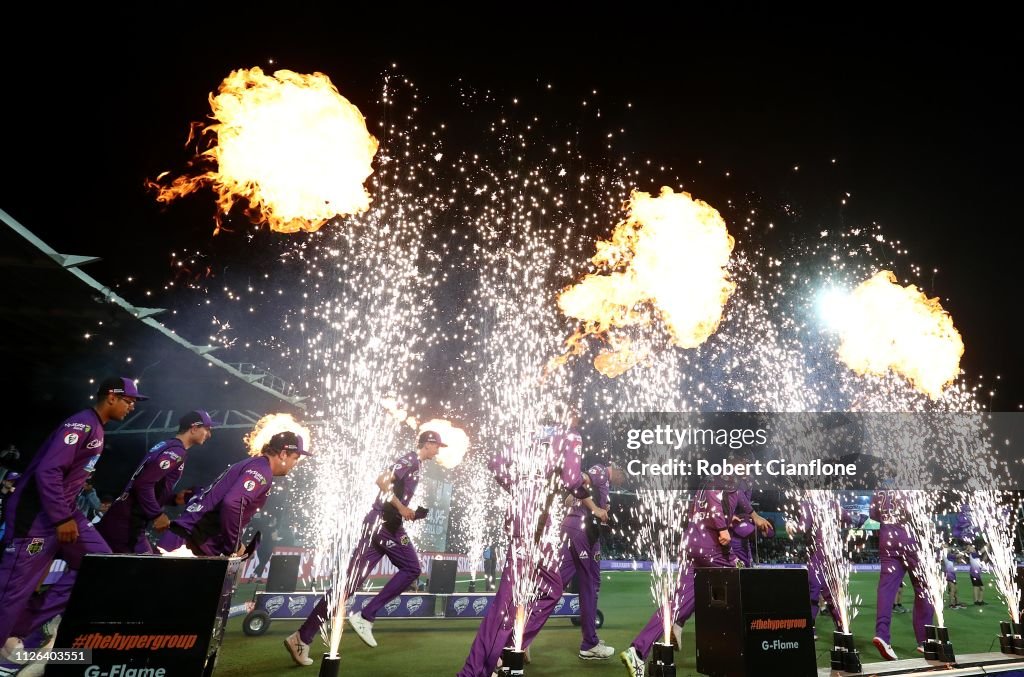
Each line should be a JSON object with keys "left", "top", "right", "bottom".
{"left": 0, "top": 207, "right": 309, "bottom": 457}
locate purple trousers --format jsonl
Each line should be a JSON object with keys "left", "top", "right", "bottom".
{"left": 875, "top": 534, "right": 934, "bottom": 644}
{"left": 0, "top": 516, "right": 111, "bottom": 645}
{"left": 457, "top": 545, "right": 563, "bottom": 677}
{"left": 95, "top": 503, "right": 153, "bottom": 554}
{"left": 298, "top": 514, "right": 421, "bottom": 643}
{"left": 558, "top": 526, "right": 602, "bottom": 651}
{"left": 630, "top": 550, "right": 735, "bottom": 660}
{"left": 808, "top": 559, "right": 841, "bottom": 628}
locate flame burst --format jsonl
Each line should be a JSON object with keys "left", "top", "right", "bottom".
{"left": 420, "top": 418, "right": 470, "bottom": 469}
{"left": 151, "top": 67, "right": 378, "bottom": 233}
{"left": 554, "top": 187, "right": 735, "bottom": 376}
{"left": 243, "top": 413, "right": 311, "bottom": 456}
{"left": 831, "top": 270, "right": 964, "bottom": 398}
{"left": 378, "top": 400, "right": 469, "bottom": 469}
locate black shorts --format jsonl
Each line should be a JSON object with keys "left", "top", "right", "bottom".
{"left": 971, "top": 576, "right": 983, "bottom": 587}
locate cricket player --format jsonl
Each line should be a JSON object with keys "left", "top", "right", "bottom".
{"left": 286, "top": 430, "right": 443, "bottom": 665}
{"left": 456, "top": 412, "right": 590, "bottom": 677}
{"left": 559, "top": 462, "right": 625, "bottom": 660}
{"left": 0, "top": 377, "right": 144, "bottom": 660}
{"left": 788, "top": 493, "right": 867, "bottom": 635}
{"left": 97, "top": 409, "right": 216, "bottom": 553}
{"left": 157, "top": 430, "right": 308, "bottom": 556}
{"left": 620, "top": 480, "right": 754, "bottom": 677}
{"left": 728, "top": 483, "right": 775, "bottom": 567}
{"left": 870, "top": 489, "right": 935, "bottom": 660}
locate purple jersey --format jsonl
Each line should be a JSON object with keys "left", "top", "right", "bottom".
{"left": 686, "top": 486, "right": 732, "bottom": 560}
{"left": 170, "top": 455, "right": 272, "bottom": 556}
{"left": 870, "top": 490, "right": 919, "bottom": 548}
{"left": 3, "top": 409, "right": 104, "bottom": 538}
{"left": 97, "top": 438, "right": 187, "bottom": 548}
{"left": 952, "top": 503, "right": 976, "bottom": 541}
{"left": 491, "top": 426, "right": 589, "bottom": 538}
{"left": 565, "top": 464, "right": 610, "bottom": 523}
{"left": 796, "top": 496, "right": 863, "bottom": 553}
{"left": 945, "top": 552, "right": 956, "bottom": 582}
{"left": 372, "top": 450, "right": 421, "bottom": 514}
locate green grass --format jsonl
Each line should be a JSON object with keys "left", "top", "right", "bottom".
{"left": 213, "top": 572, "right": 1011, "bottom": 676}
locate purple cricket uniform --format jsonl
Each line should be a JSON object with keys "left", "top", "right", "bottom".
{"left": 457, "top": 427, "right": 587, "bottom": 677}
{"left": 559, "top": 463, "right": 609, "bottom": 652}
{"left": 629, "top": 485, "right": 738, "bottom": 660}
{"left": 728, "top": 486, "right": 755, "bottom": 567}
{"left": 96, "top": 438, "right": 188, "bottom": 553}
{"left": 297, "top": 450, "right": 424, "bottom": 643}
{"left": 156, "top": 455, "right": 272, "bottom": 556}
{"left": 0, "top": 409, "right": 112, "bottom": 647}
{"left": 796, "top": 497, "right": 863, "bottom": 628}
{"left": 952, "top": 503, "right": 977, "bottom": 546}
{"left": 871, "top": 490, "right": 935, "bottom": 645}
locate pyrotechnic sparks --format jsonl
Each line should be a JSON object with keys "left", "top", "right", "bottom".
{"left": 806, "top": 491, "right": 859, "bottom": 633}
{"left": 150, "top": 67, "right": 378, "bottom": 233}
{"left": 969, "top": 490, "right": 1020, "bottom": 623}
{"left": 452, "top": 453, "right": 500, "bottom": 584}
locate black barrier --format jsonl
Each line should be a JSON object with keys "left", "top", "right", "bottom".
{"left": 695, "top": 568, "right": 815, "bottom": 676}
{"left": 48, "top": 554, "right": 241, "bottom": 677}
{"left": 265, "top": 554, "right": 301, "bottom": 593}
{"left": 428, "top": 559, "right": 457, "bottom": 594}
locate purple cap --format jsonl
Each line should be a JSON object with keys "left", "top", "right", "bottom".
{"left": 179, "top": 409, "right": 220, "bottom": 430}
{"left": 269, "top": 431, "right": 311, "bottom": 456}
{"left": 98, "top": 376, "right": 149, "bottom": 401}
{"left": 732, "top": 519, "right": 756, "bottom": 539}
{"left": 418, "top": 430, "right": 448, "bottom": 447}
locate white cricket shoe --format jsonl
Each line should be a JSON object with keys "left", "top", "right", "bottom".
{"left": 579, "top": 641, "right": 615, "bottom": 659}
{"left": 620, "top": 646, "right": 646, "bottom": 677}
{"left": 873, "top": 636, "right": 898, "bottom": 661}
{"left": 348, "top": 611, "right": 377, "bottom": 648}
{"left": 284, "top": 631, "right": 313, "bottom": 666}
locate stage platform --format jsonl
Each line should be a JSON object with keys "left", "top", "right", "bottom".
{"left": 820, "top": 652, "right": 1024, "bottom": 676}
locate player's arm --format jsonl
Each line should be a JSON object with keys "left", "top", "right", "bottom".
{"left": 376, "top": 469, "right": 414, "bottom": 520}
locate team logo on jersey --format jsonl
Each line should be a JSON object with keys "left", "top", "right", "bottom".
{"left": 579, "top": 550, "right": 589, "bottom": 559}
{"left": 26, "top": 538, "right": 45, "bottom": 555}
{"left": 288, "top": 596, "right": 307, "bottom": 615}
{"left": 63, "top": 433, "right": 79, "bottom": 445}
{"left": 243, "top": 480, "right": 257, "bottom": 492}
{"left": 400, "top": 535, "right": 410, "bottom": 546}
{"left": 472, "top": 597, "right": 489, "bottom": 614}
{"left": 264, "top": 595, "right": 285, "bottom": 615}
{"left": 246, "top": 470, "right": 268, "bottom": 485}
{"left": 406, "top": 596, "right": 423, "bottom": 613}
{"left": 453, "top": 597, "right": 470, "bottom": 614}
{"left": 569, "top": 597, "right": 580, "bottom": 614}
{"left": 160, "top": 459, "right": 172, "bottom": 470}
{"left": 186, "top": 502, "right": 204, "bottom": 512}
{"left": 384, "top": 597, "right": 401, "bottom": 615}
{"left": 86, "top": 439, "right": 103, "bottom": 450}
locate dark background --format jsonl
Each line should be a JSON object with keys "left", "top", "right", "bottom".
{"left": 2, "top": 12, "right": 1021, "bottom": 495}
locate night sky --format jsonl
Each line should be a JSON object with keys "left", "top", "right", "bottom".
{"left": 3, "top": 12, "right": 1022, "bottom": 434}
